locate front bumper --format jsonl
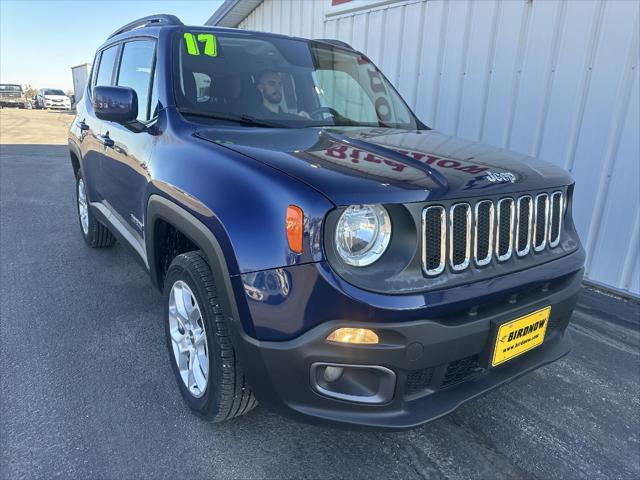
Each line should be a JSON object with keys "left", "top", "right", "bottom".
{"left": 0, "top": 100, "right": 26, "bottom": 108}
{"left": 45, "top": 103, "right": 70, "bottom": 110}
{"left": 230, "top": 259, "right": 583, "bottom": 430}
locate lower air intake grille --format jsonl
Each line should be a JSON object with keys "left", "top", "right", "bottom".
{"left": 441, "top": 355, "right": 484, "bottom": 388}
{"left": 405, "top": 368, "right": 434, "bottom": 396}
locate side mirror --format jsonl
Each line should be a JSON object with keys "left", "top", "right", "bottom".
{"left": 93, "top": 86, "right": 138, "bottom": 123}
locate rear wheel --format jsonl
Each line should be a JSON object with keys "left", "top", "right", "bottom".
{"left": 76, "top": 171, "right": 115, "bottom": 248}
{"left": 164, "top": 251, "right": 257, "bottom": 421}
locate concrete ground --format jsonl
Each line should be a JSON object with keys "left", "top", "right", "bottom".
{"left": 1, "top": 109, "right": 639, "bottom": 479}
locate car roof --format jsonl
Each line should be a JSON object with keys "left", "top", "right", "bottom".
{"left": 99, "top": 14, "right": 352, "bottom": 50}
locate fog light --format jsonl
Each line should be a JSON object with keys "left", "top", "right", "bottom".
{"left": 327, "top": 328, "right": 378, "bottom": 344}
{"left": 323, "top": 366, "right": 344, "bottom": 382}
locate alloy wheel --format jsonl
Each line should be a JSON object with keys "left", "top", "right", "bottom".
{"left": 168, "top": 280, "right": 209, "bottom": 398}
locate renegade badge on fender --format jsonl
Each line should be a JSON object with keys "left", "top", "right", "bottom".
{"left": 68, "top": 15, "right": 585, "bottom": 429}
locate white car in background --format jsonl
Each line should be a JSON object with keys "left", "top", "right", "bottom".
{"left": 36, "top": 88, "right": 71, "bottom": 110}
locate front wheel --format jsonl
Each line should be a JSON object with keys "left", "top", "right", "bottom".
{"left": 164, "top": 251, "right": 257, "bottom": 421}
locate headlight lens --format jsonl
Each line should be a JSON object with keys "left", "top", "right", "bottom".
{"left": 335, "top": 205, "right": 391, "bottom": 266}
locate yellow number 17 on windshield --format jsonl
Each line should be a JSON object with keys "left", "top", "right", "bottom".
{"left": 183, "top": 33, "right": 217, "bottom": 57}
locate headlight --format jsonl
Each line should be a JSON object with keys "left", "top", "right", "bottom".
{"left": 335, "top": 205, "right": 391, "bottom": 266}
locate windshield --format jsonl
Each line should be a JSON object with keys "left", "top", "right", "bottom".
{"left": 173, "top": 30, "right": 421, "bottom": 129}
{"left": 44, "top": 89, "right": 65, "bottom": 96}
{"left": 0, "top": 84, "right": 22, "bottom": 92}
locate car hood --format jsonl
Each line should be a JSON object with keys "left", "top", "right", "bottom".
{"left": 195, "top": 126, "right": 572, "bottom": 205}
{"left": 44, "top": 95, "right": 69, "bottom": 101}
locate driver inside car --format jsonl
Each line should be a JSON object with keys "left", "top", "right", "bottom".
{"left": 255, "top": 70, "right": 309, "bottom": 119}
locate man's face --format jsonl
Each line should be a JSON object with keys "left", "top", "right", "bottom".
{"left": 258, "top": 72, "right": 283, "bottom": 105}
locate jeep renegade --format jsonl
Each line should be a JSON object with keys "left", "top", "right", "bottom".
{"left": 68, "top": 15, "right": 585, "bottom": 429}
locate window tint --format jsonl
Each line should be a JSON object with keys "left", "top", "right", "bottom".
{"left": 95, "top": 45, "right": 119, "bottom": 87}
{"left": 117, "top": 40, "right": 155, "bottom": 121}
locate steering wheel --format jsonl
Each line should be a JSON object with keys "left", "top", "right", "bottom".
{"left": 307, "top": 106, "right": 342, "bottom": 120}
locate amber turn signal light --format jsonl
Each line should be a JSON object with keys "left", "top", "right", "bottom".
{"left": 286, "top": 205, "right": 303, "bottom": 253}
{"left": 326, "top": 328, "right": 379, "bottom": 345}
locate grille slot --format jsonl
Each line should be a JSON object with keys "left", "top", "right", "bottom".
{"left": 516, "top": 196, "right": 533, "bottom": 256}
{"left": 496, "top": 198, "right": 515, "bottom": 261}
{"left": 422, "top": 206, "right": 446, "bottom": 276}
{"left": 449, "top": 203, "right": 471, "bottom": 271}
{"left": 548, "top": 191, "right": 563, "bottom": 247}
{"left": 474, "top": 200, "right": 494, "bottom": 266}
{"left": 533, "top": 193, "right": 549, "bottom": 252}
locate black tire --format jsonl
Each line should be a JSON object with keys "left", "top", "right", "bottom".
{"left": 75, "top": 171, "right": 115, "bottom": 248}
{"left": 163, "top": 251, "right": 257, "bottom": 421}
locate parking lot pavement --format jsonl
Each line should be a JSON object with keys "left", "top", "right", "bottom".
{"left": 1, "top": 110, "right": 639, "bottom": 479}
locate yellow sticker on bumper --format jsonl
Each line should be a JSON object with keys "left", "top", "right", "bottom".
{"left": 492, "top": 306, "right": 551, "bottom": 367}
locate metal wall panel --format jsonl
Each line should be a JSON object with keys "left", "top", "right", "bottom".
{"left": 238, "top": 0, "right": 640, "bottom": 297}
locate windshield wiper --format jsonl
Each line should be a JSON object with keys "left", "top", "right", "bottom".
{"left": 177, "top": 108, "right": 285, "bottom": 128}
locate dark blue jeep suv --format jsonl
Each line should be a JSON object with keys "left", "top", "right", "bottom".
{"left": 68, "top": 15, "right": 585, "bottom": 429}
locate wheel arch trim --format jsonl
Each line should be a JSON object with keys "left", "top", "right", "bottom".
{"left": 146, "top": 194, "right": 242, "bottom": 329}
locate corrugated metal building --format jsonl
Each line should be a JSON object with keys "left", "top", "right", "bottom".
{"left": 207, "top": 0, "right": 640, "bottom": 298}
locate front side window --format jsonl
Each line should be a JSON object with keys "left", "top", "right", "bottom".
{"left": 173, "top": 30, "right": 420, "bottom": 129}
{"left": 117, "top": 40, "right": 155, "bottom": 121}
{"left": 95, "top": 45, "right": 119, "bottom": 87}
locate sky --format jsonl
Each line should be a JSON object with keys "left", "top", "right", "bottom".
{"left": 0, "top": 0, "right": 224, "bottom": 91}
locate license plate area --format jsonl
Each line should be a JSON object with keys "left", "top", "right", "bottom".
{"left": 490, "top": 306, "right": 551, "bottom": 367}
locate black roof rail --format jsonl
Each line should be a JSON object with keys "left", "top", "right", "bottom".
{"left": 107, "top": 14, "right": 183, "bottom": 39}
{"left": 313, "top": 39, "right": 353, "bottom": 49}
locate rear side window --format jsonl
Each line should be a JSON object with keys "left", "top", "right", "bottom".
{"left": 95, "top": 45, "right": 119, "bottom": 87}
{"left": 117, "top": 40, "right": 155, "bottom": 121}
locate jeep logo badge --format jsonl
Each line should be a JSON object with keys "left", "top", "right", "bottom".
{"left": 485, "top": 171, "right": 517, "bottom": 183}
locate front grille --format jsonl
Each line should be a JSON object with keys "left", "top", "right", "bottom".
{"left": 422, "top": 190, "right": 564, "bottom": 275}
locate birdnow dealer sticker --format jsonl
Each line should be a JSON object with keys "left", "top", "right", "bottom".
{"left": 492, "top": 306, "right": 551, "bottom": 367}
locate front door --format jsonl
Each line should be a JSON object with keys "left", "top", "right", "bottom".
{"left": 100, "top": 39, "right": 158, "bottom": 263}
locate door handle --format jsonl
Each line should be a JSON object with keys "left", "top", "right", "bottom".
{"left": 97, "top": 134, "right": 114, "bottom": 148}
{"left": 78, "top": 120, "right": 90, "bottom": 131}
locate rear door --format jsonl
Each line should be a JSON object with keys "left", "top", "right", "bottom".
{"left": 100, "top": 38, "right": 158, "bottom": 259}
{"left": 79, "top": 44, "right": 119, "bottom": 202}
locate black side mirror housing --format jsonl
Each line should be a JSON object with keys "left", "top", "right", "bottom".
{"left": 93, "top": 86, "right": 138, "bottom": 124}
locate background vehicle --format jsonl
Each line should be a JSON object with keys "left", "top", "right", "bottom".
{"left": 36, "top": 88, "right": 71, "bottom": 110}
{"left": 68, "top": 15, "right": 585, "bottom": 430}
{"left": 0, "top": 84, "right": 27, "bottom": 108}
